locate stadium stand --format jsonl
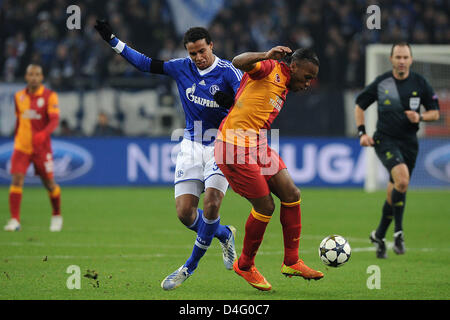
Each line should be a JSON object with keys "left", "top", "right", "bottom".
{"left": 1, "top": 0, "right": 449, "bottom": 136}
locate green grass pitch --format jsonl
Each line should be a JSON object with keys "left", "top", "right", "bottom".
{"left": 0, "top": 186, "right": 448, "bottom": 300}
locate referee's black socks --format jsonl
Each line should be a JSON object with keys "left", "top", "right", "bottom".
{"left": 391, "top": 188, "right": 406, "bottom": 233}
{"left": 375, "top": 200, "right": 393, "bottom": 239}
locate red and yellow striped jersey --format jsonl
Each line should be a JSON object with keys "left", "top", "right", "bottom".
{"left": 14, "top": 85, "right": 59, "bottom": 154}
{"left": 218, "top": 59, "right": 290, "bottom": 146}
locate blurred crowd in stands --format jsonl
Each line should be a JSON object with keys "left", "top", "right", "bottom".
{"left": 1, "top": 0, "right": 449, "bottom": 90}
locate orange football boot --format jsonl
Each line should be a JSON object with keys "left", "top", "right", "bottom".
{"left": 281, "top": 259, "right": 324, "bottom": 280}
{"left": 233, "top": 260, "right": 272, "bottom": 291}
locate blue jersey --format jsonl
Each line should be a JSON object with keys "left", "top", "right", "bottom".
{"left": 164, "top": 57, "right": 242, "bottom": 143}
{"left": 109, "top": 37, "right": 242, "bottom": 145}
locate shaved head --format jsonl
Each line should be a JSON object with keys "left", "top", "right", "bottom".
{"left": 26, "top": 64, "right": 43, "bottom": 73}
{"left": 25, "top": 64, "right": 44, "bottom": 92}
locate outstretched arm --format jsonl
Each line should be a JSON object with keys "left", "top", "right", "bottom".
{"left": 232, "top": 46, "right": 292, "bottom": 72}
{"left": 95, "top": 19, "right": 164, "bottom": 74}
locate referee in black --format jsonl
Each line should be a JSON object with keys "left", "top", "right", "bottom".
{"left": 355, "top": 42, "right": 440, "bottom": 258}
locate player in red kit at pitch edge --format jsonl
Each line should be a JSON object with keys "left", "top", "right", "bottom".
{"left": 4, "top": 64, "right": 62, "bottom": 232}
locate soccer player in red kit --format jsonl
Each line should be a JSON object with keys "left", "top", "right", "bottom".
{"left": 215, "top": 46, "right": 323, "bottom": 291}
{"left": 4, "top": 64, "right": 62, "bottom": 232}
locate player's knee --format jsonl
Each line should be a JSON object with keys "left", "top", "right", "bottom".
{"left": 290, "top": 187, "right": 301, "bottom": 203}
{"left": 394, "top": 175, "right": 409, "bottom": 192}
{"left": 11, "top": 174, "right": 24, "bottom": 187}
{"left": 203, "top": 188, "right": 224, "bottom": 220}
{"left": 262, "top": 197, "right": 276, "bottom": 215}
{"left": 394, "top": 177, "right": 409, "bottom": 192}
{"left": 203, "top": 198, "right": 221, "bottom": 220}
{"left": 281, "top": 186, "right": 301, "bottom": 204}
{"left": 176, "top": 205, "right": 197, "bottom": 226}
{"left": 268, "top": 198, "right": 276, "bottom": 214}
{"left": 43, "top": 180, "right": 57, "bottom": 191}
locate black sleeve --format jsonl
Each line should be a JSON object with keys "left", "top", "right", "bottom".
{"left": 421, "top": 76, "right": 439, "bottom": 111}
{"left": 150, "top": 59, "right": 165, "bottom": 75}
{"left": 355, "top": 77, "right": 379, "bottom": 110}
{"left": 213, "top": 91, "right": 235, "bottom": 109}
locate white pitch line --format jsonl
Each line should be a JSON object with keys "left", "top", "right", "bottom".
{"left": 3, "top": 247, "right": 449, "bottom": 261}
{"left": 0, "top": 241, "right": 194, "bottom": 249}
{"left": 0, "top": 234, "right": 372, "bottom": 250}
{"left": 2, "top": 253, "right": 182, "bottom": 260}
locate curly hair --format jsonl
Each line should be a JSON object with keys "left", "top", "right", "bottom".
{"left": 183, "top": 27, "right": 212, "bottom": 48}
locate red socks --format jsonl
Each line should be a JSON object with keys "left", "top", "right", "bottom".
{"left": 238, "top": 208, "right": 271, "bottom": 270}
{"left": 9, "top": 185, "right": 61, "bottom": 221}
{"left": 49, "top": 185, "right": 61, "bottom": 216}
{"left": 280, "top": 200, "right": 302, "bottom": 266}
{"left": 238, "top": 199, "right": 302, "bottom": 270}
{"left": 9, "top": 185, "right": 22, "bottom": 221}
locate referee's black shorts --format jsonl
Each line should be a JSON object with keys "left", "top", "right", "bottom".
{"left": 373, "top": 131, "right": 418, "bottom": 183}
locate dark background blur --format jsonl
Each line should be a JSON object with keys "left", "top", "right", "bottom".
{"left": 1, "top": 0, "right": 449, "bottom": 137}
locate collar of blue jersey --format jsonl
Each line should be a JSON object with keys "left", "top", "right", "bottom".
{"left": 192, "top": 55, "right": 219, "bottom": 76}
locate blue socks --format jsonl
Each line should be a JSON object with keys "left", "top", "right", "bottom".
{"left": 185, "top": 209, "right": 232, "bottom": 274}
{"left": 185, "top": 214, "right": 220, "bottom": 274}
{"left": 187, "top": 209, "right": 201, "bottom": 232}
{"left": 188, "top": 209, "right": 230, "bottom": 243}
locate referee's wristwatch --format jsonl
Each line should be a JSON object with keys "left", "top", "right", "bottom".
{"left": 357, "top": 125, "right": 366, "bottom": 138}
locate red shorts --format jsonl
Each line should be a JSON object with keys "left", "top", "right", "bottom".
{"left": 10, "top": 149, "right": 54, "bottom": 180}
{"left": 214, "top": 140, "right": 286, "bottom": 199}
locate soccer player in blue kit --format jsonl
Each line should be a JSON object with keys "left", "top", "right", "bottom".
{"left": 95, "top": 20, "right": 242, "bottom": 289}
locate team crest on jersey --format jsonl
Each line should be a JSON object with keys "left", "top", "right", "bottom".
{"left": 176, "top": 169, "right": 184, "bottom": 178}
{"left": 275, "top": 73, "right": 280, "bottom": 83}
{"left": 209, "top": 84, "right": 220, "bottom": 95}
{"left": 409, "top": 97, "right": 420, "bottom": 110}
{"left": 37, "top": 97, "right": 45, "bottom": 108}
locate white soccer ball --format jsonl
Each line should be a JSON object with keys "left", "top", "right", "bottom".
{"left": 318, "top": 235, "right": 351, "bottom": 267}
